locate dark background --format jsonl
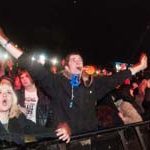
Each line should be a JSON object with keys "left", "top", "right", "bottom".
{"left": 0, "top": 0, "right": 150, "bottom": 67}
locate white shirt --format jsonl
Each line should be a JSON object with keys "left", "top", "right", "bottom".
{"left": 24, "top": 89, "right": 38, "bottom": 123}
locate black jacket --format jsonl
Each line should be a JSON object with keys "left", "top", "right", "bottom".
{"left": 17, "top": 88, "right": 55, "bottom": 128}
{"left": 18, "top": 53, "right": 132, "bottom": 135}
{"left": 0, "top": 114, "right": 56, "bottom": 145}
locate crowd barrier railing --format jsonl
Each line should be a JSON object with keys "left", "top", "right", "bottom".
{"left": 1, "top": 120, "right": 150, "bottom": 150}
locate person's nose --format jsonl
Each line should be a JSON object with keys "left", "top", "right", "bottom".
{"left": 75, "top": 59, "right": 81, "bottom": 64}
{"left": 3, "top": 93, "right": 7, "bottom": 97}
{"left": 22, "top": 78, "right": 26, "bottom": 82}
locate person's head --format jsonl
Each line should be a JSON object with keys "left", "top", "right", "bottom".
{"left": 64, "top": 52, "right": 83, "bottom": 74}
{"left": 6, "top": 58, "right": 14, "bottom": 68}
{"left": 102, "top": 68, "right": 108, "bottom": 76}
{"left": 50, "top": 65, "right": 57, "bottom": 74}
{"left": 0, "top": 75, "right": 14, "bottom": 86}
{"left": 131, "top": 82, "right": 139, "bottom": 90}
{"left": 0, "top": 83, "right": 20, "bottom": 118}
{"left": 14, "top": 76, "right": 21, "bottom": 90}
{"left": 18, "top": 69, "right": 34, "bottom": 88}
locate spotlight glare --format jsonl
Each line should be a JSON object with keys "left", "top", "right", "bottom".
{"left": 39, "top": 54, "right": 46, "bottom": 65}
{"left": 51, "top": 57, "right": 58, "bottom": 65}
{"left": 31, "top": 56, "right": 36, "bottom": 61}
{"left": 39, "top": 55, "right": 46, "bottom": 61}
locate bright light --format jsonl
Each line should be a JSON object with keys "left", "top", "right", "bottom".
{"left": 31, "top": 56, "right": 36, "bottom": 61}
{"left": 115, "top": 63, "right": 121, "bottom": 72}
{"left": 39, "top": 54, "right": 46, "bottom": 65}
{"left": 4, "top": 53, "right": 9, "bottom": 60}
{"left": 96, "top": 69, "right": 101, "bottom": 75}
{"left": 51, "top": 57, "right": 58, "bottom": 65}
{"left": 115, "top": 62, "right": 127, "bottom": 72}
{"left": 39, "top": 55, "right": 46, "bottom": 61}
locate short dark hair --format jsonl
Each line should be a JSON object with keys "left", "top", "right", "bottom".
{"left": 64, "top": 51, "right": 83, "bottom": 66}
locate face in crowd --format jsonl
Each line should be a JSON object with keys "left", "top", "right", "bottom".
{"left": 6, "top": 59, "right": 14, "bottom": 68}
{"left": 19, "top": 71, "right": 33, "bottom": 88}
{"left": 66, "top": 54, "right": 83, "bottom": 75}
{"left": 0, "top": 78, "right": 13, "bottom": 86}
{"left": 0, "top": 84, "right": 15, "bottom": 112}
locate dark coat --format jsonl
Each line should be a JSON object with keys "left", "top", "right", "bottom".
{"left": 18, "top": 53, "right": 132, "bottom": 135}
{"left": 0, "top": 114, "right": 56, "bottom": 145}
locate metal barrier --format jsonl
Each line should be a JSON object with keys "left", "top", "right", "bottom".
{"left": 1, "top": 120, "right": 150, "bottom": 150}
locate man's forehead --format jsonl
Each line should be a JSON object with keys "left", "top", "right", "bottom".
{"left": 20, "top": 73, "right": 29, "bottom": 77}
{"left": 69, "top": 55, "right": 82, "bottom": 60}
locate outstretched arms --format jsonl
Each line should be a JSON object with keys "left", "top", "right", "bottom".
{"left": 0, "top": 27, "right": 147, "bottom": 73}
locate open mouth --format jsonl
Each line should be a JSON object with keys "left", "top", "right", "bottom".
{"left": 77, "top": 67, "right": 82, "bottom": 70}
{"left": 2, "top": 99, "right": 7, "bottom": 106}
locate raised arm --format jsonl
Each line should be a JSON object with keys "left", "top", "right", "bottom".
{"left": 0, "top": 27, "right": 71, "bottom": 143}
{"left": 0, "top": 27, "right": 23, "bottom": 59}
{"left": 95, "top": 53, "right": 148, "bottom": 100}
{"left": 0, "top": 27, "right": 56, "bottom": 97}
{"left": 129, "top": 53, "right": 147, "bottom": 75}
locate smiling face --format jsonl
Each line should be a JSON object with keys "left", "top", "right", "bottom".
{"left": 0, "top": 84, "right": 13, "bottom": 112}
{"left": 67, "top": 54, "right": 83, "bottom": 74}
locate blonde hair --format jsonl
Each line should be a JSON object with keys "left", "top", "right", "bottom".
{"left": 0, "top": 83, "right": 21, "bottom": 118}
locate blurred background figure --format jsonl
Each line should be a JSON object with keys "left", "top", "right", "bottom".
{"left": 0, "top": 75, "right": 14, "bottom": 86}
{"left": 14, "top": 75, "right": 21, "bottom": 91}
{"left": 17, "top": 69, "right": 54, "bottom": 128}
{"left": 0, "top": 60, "right": 5, "bottom": 77}
{"left": 4, "top": 58, "right": 18, "bottom": 80}
{"left": 50, "top": 65, "right": 58, "bottom": 74}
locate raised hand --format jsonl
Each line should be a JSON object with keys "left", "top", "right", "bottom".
{"left": 139, "top": 53, "right": 148, "bottom": 71}
{"left": 129, "top": 53, "right": 148, "bottom": 75}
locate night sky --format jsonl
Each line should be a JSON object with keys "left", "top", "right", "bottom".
{"left": 0, "top": 0, "right": 150, "bottom": 67}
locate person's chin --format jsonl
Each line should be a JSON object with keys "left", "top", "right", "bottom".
{"left": 2, "top": 108, "right": 10, "bottom": 112}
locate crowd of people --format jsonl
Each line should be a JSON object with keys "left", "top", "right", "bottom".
{"left": 0, "top": 27, "right": 149, "bottom": 149}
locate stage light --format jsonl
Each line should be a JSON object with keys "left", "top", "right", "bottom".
{"left": 39, "top": 54, "right": 46, "bottom": 60}
{"left": 39, "top": 54, "right": 46, "bottom": 65}
{"left": 31, "top": 56, "right": 36, "bottom": 61}
{"left": 51, "top": 57, "right": 58, "bottom": 65}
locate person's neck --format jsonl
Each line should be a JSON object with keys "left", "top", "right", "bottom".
{"left": 25, "top": 84, "right": 37, "bottom": 92}
{"left": 70, "top": 69, "right": 82, "bottom": 75}
{"left": 0, "top": 111, "right": 9, "bottom": 124}
{"left": 63, "top": 69, "right": 81, "bottom": 79}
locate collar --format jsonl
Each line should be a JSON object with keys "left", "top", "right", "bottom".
{"left": 62, "top": 69, "right": 93, "bottom": 87}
